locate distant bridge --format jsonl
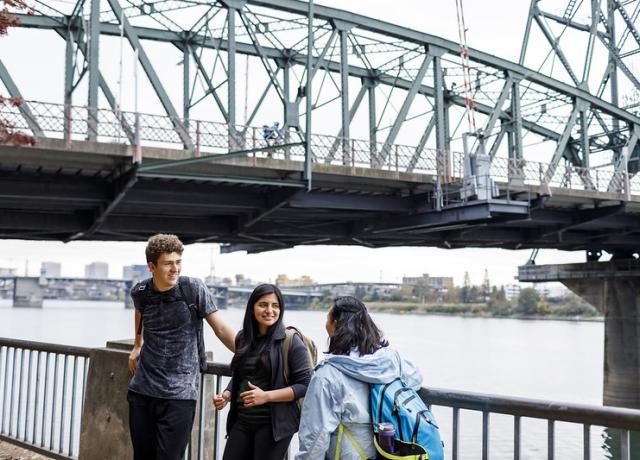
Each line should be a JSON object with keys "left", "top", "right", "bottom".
{"left": 0, "top": 275, "right": 320, "bottom": 309}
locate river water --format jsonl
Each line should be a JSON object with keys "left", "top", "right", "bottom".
{"left": 1, "top": 300, "right": 623, "bottom": 459}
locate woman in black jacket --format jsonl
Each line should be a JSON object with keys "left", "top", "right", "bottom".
{"left": 213, "top": 283, "right": 311, "bottom": 460}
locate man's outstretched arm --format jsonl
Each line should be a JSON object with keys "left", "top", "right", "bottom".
{"left": 129, "top": 309, "right": 143, "bottom": 374}
{"left": 205, "top": 312, "right": 235, "bottom": 352}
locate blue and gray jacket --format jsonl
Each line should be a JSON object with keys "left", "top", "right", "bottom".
{"left": 295, "top": 347, "right": 422, "bottom": 460}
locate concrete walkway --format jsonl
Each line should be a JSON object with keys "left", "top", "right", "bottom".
{"left": 0, "top": 440, "right": 53, "bottom": 460}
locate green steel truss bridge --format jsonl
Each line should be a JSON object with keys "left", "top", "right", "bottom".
{"left": 0, "top": 0, "right": 639, "bottom": 255}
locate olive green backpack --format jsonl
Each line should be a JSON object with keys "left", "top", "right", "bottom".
{"left": 282, "top": 325, "right": 318, "bottom": 409}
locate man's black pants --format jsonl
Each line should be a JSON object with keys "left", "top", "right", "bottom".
{"left": 222, "top": 418, "right": 293, "bottom": 460}
{"left": 128, "top": 390, "right": 197, "bottom": 460}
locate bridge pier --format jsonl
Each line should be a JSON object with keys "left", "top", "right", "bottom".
{"left": 12, "top": 277, "right": 45, "bottom": 308}
{"left": 519, "top": 260, "right": 640, "bottom": 409}
{"left": 123, "top": 280, "right": 134, "bottom": 309}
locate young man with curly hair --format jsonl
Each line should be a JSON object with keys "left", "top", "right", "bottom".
{"left": 127, "top": 233, "right": 235, "bottom": 460}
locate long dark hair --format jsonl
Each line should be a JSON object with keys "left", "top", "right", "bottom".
{"left": 230, "top": 283, "right": 285, "bottom": 371}
{"left": 327, "top": 296, "right": 388, "bottom": 356}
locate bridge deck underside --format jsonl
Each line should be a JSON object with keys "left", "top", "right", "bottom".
{"left": 1, "top": 141, "right": 639, "bottom": 253}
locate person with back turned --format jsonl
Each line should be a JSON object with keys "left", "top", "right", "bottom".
{"left": 295, "top": 296, "right": 422, "bottom": 459}
{"left": 127, "top": 233, "right": 236, "bottom": 460}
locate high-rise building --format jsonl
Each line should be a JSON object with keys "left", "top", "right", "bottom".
{"left": 402, "top": 274, "right": 429, "bottom": 286}
{"left": 0, "top": 267, "right": 16, "bottom": 276}
{"left": 123, "top": 264, "right": 150, "bottom": 282}
{"left": 505, "top": 284, "right": 522, "bottom": 301}
{"left": 40, "top": 261, "right": 61, "bottom": 278}
{"left": 85, "top": 262, "right": 109, "bottom": 279}
{"left": 427, "top": 276, "right": 454, "bottom": 292}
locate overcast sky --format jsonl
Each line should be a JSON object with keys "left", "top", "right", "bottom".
{"left": 0, "top": 1, "right": 590, "bottom": 286}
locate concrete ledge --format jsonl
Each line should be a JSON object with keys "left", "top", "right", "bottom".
{"left": 78, "top": 347, "right": 132, "bottom": 460}
{"left": 78, "top": 341, "right": 217, "bottom": 460}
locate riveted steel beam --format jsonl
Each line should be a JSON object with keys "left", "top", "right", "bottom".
{"left": 87, "top": 0, "right": 100, "bottom": 141}
{"left": 0, "top": 60, "right": 43, "bottom": 137}
{"left": 543, "top": 102, "right": 583, "bottom": 188}
{"left": 407, "top": 116, "right": 436, "bottom": 172}
{"left": 55, "top": 26, "right": 136, "bottom": 145}
{"left": 106, "top": 0, "right": 193, "bottom": 149}
{"left": 325, "top": 83, "right": 367, "bottom": 163}
{"left": 608, "top": 124, "right": 640, "bottom": 192}
{"left": 432, "top": 48, "right": 447, "bottom": 156}
{"left": 189, "top": 47, "right": 229, "bottom": 122}
{"left": 16, "top": 12, "right": 640, "bottom": 134}
{"left": 509, "top": 74, "right": 523, "bottom": 163}
{"left": 533, "top": 12, "right": 580, "bottom": 85}
{"left": 379, "top": 51, "right": 431, "bottom": 165}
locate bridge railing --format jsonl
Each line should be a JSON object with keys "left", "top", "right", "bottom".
{"left": 1, "top": 100, "right": 638, "bottom": 196}
{"left": 1, "top": 337, "right": 639, "bottom": 460}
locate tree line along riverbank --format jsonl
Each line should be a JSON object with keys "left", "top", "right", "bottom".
{"left": 303, "top": 286, "right": 601, "bottom": 320}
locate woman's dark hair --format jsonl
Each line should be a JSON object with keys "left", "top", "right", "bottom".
{"left": 327, "top": 296, "right": 388, "bottom": 356}
{"left": 230, "top": 283, "right": 285, "bottom": 371}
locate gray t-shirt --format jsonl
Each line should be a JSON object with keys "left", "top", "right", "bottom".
{"left": 128, "top": 276, "right": 217, "bottom": 400}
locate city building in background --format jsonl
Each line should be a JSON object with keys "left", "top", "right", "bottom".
{"left": 402, "top": 274, "right": 429, "bottom": 286}
{"left": 427, "top": 276, "right": 454, "bottom": 292}
{"left": 122, "top": 264, "right": 150, "bottom": 282}
{"left": 40, "top": 261, "right": 61, "bottom": 278}
{"left": 85, "top": 262, "right": 109, "bottom": 279}
{"left": 402, "top": 274, "right": 453, "bottom": 294}
{"left": 275, "top": 274, "right": 315, "bottom": 287}
{"left": 234, "top": 274, "right": 261, "bottom": 287}
{"left": 505, "top": 284, "right": 522, "bottom": 301}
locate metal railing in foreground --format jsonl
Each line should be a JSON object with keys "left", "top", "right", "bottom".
{"left": 422, "top": 387, "right": 640, "bottom": 460}
{"left": 0, "top": 338, "right": 90, "bottom": 459}
{"left": 1, "top": 337, "right": 639, "bottom": 459}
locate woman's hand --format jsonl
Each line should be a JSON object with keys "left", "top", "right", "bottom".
{"left": 213, "top": 390, "right": 231, "bottom": 410}
{"left": 240, "top": 381, "right": 270, "bottom": 407}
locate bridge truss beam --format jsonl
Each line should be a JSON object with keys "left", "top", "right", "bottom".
{"left": 0, "top": 1, "right": 639, "bottom": 253}
{"left": 8, "top": 0, "right": 640, "bottom": 183}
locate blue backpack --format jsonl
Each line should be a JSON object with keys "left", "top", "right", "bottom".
{"left": 370, "top": 378, "right": 444, "bottom": 460}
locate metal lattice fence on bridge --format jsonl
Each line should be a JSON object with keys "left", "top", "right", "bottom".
{"left": 1, "top": 100, "right": 638, "bottom": 196}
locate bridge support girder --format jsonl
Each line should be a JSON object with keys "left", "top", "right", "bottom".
{"left": 519, "top": 260, "right": 640, "bottom": 409}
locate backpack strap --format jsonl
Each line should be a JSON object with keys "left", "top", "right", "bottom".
{"left": 282, "top": 328, "right": 296, "bottom": 384}
{"left": 177, "top": 276, "right": 197, "bottom": 306}
{"left": 177, "top": 277, "right": 208, "bottom": 372}
{"left": 134, "top": 278, "right": 153, "bottom": 336}
{"left": 336, "top": 424, "right": 368, "bottom": 460}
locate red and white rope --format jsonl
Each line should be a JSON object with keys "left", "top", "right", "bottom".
{"left": 455, "top": 0, "right": 478, "bottom": 134}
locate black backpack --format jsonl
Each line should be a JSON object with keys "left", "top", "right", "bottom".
{"left": 134, "top": 276, "right": 208, "bottom": 372}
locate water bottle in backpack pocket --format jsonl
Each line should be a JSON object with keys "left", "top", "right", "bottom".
{"left": 370, "top": 378, "right": 444, "bottom": 460}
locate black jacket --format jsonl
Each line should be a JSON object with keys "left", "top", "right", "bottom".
{"left": 226, "top": 322, "right": 312, "bottom": 441}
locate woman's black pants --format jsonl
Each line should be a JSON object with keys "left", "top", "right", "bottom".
{"left": 222, "top": 418, "right": 293, "bottom": 460}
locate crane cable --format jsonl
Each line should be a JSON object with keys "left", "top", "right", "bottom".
{"left": 455, "top": 0, "right": 478, "bottom": 135}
